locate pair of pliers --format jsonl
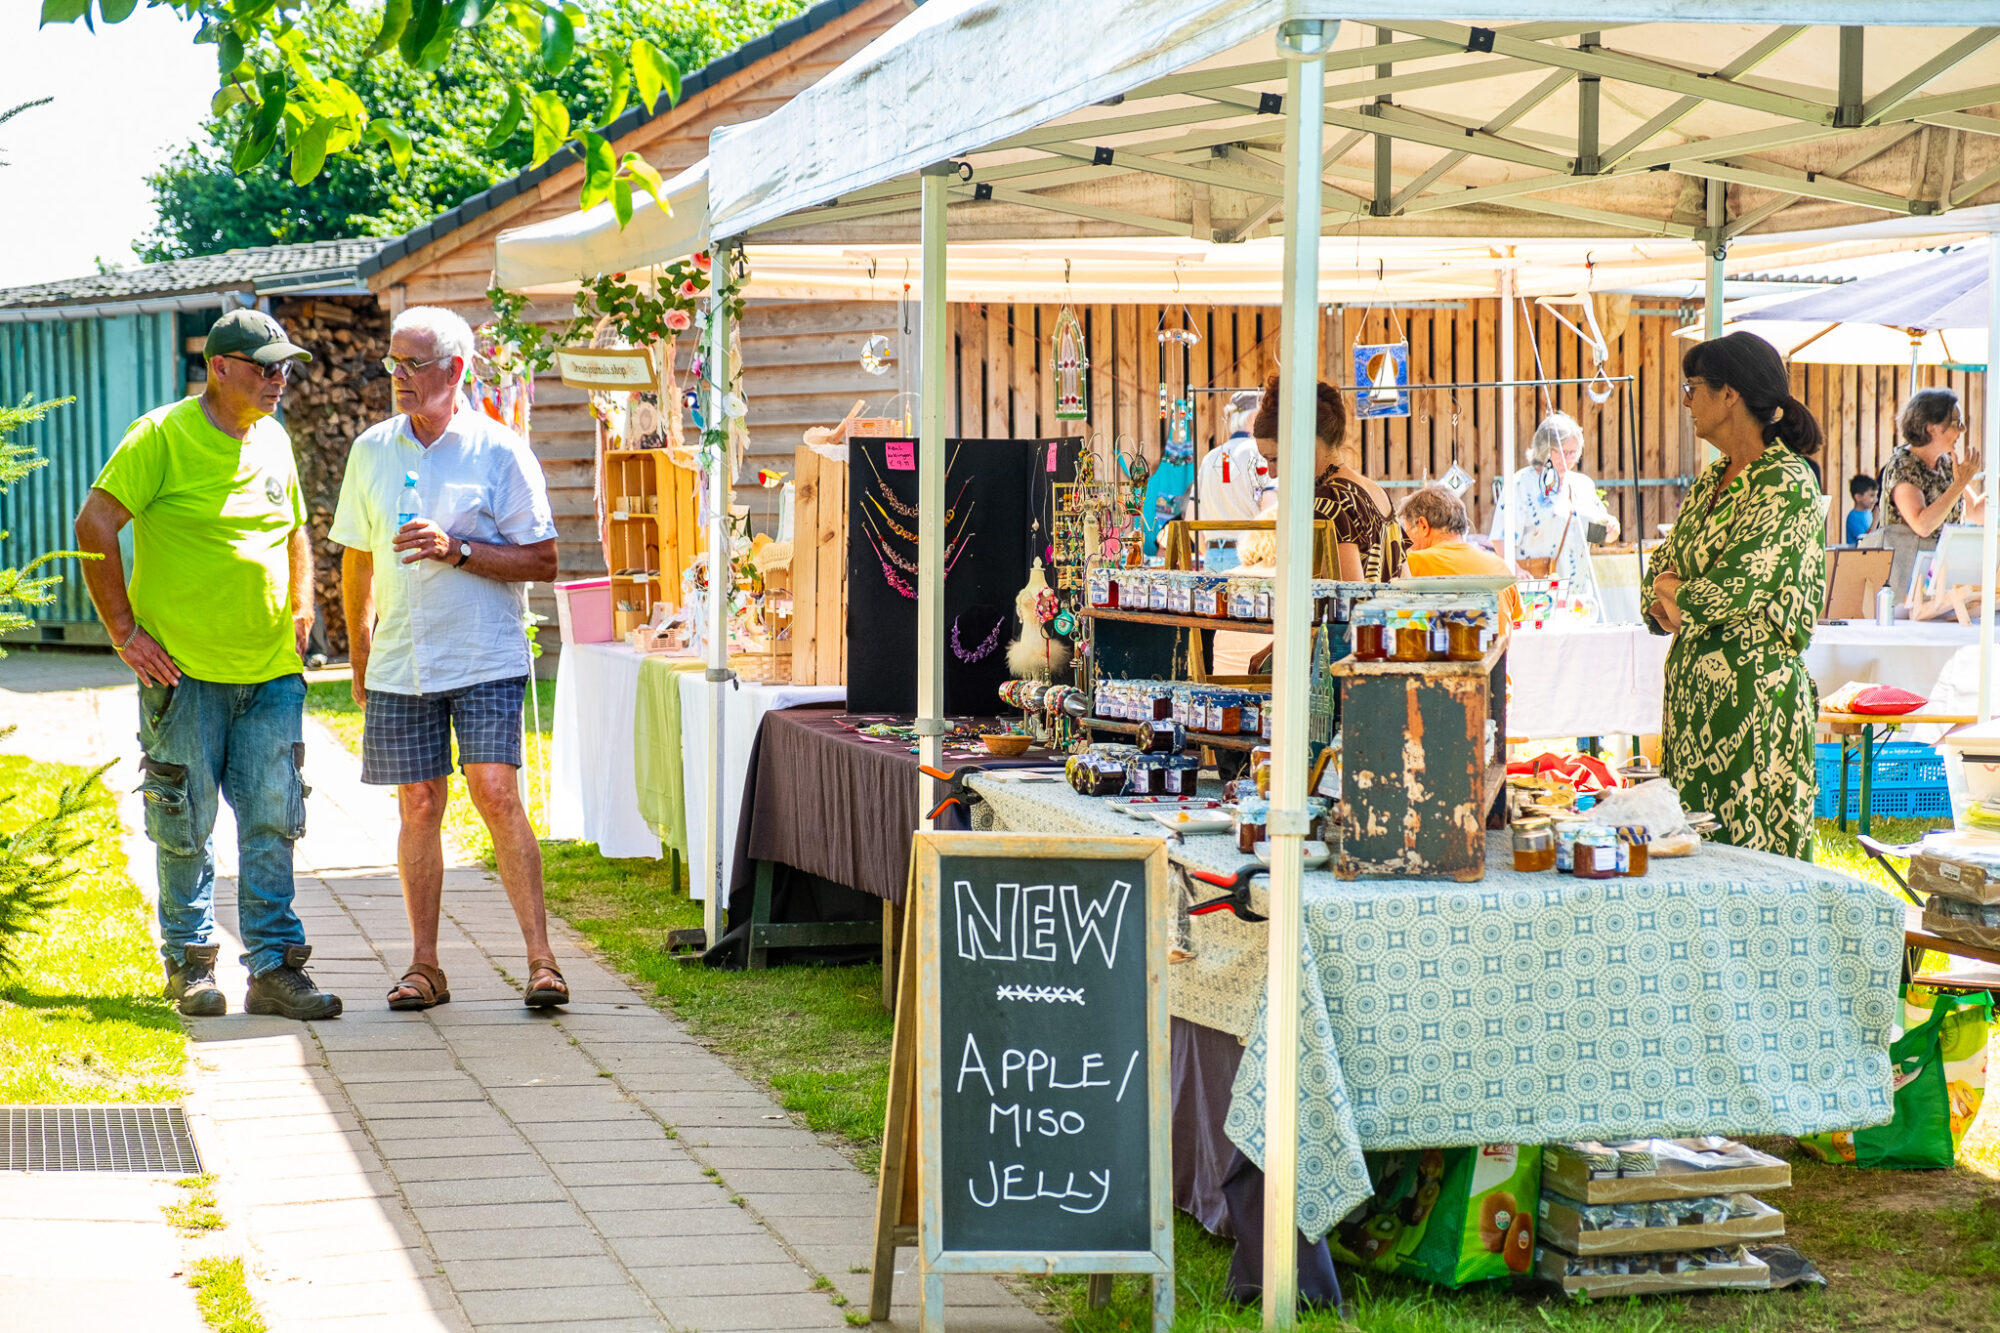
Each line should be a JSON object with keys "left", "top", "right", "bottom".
{"left": 1187, "top": 865, "right": 1269, "bottom": 923}
{"left": 917, "top": 759, "right": 1056, "bottom": 826}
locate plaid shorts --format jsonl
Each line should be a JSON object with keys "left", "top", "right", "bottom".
{"left": 360, "top": 676, "right": 526, "bottom": 786}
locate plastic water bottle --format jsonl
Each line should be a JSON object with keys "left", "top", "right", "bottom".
{"left": 1876, "top": 585, "right": 1894, "bottom": 626}
{"left": 397, "top": 471, "right": 420, "bottom": 528}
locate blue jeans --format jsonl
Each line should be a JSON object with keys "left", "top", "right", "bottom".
{"left": 136, "top": 674, "right": 309, "bottom": 978}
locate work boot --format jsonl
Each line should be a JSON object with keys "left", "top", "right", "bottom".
{"left": 164, "top": 944, "right": 225, "bottom": 1018}
{"left": 244, "top": 945, "right": 343, "bottom": 1021}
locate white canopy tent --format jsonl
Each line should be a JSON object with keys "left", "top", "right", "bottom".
{"left": 511, "top": 5, "right": 2000, "bottom": 1322}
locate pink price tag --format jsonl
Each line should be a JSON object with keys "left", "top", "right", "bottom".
{"left": 884, "top": 440, "right": 916, "bottom": 470}
{"left": 1046, "top": 440, "right": 1058, "bottom": 472}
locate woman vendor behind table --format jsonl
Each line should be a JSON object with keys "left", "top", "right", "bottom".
{"left": 1645, "top": 333, "right": 1827, "bottom": 860}
{"left": 1490, "top": 412, "right": 1620, "bottom": 621}
{"left": 1865, "top": 387, "right": 1984, "bottom": 599}
{"left": 1251, "top": 374, "right": 1405, "bottom": 582}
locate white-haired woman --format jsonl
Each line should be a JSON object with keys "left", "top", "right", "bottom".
{"left": 1490, "top": 411, "right": 1619, "bottom": 620}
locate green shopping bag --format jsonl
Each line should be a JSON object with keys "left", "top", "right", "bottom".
{"left": 1328, "top": 1145, "right": 1541, "bottom": 1288}
{"left": 1799, "top": 985, "right": 1993, "bottom": 1170}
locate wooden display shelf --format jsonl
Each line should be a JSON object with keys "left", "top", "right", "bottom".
{"left": 1080, "top": 717, "right": 1265, "bottom": 752}
{"left": 1082, "top": 606, "right": 1274, "bottom": 633}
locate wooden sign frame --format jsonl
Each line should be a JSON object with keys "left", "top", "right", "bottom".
{"left": 555, "top": 345, "right": 656, "bottom": 390}
{"left": 871, "top": 832, "right": 1174, "bottom": 1331}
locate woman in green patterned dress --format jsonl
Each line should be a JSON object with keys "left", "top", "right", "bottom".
{"left": 1646, "top": 333, "right": 1827, "bottom": 859}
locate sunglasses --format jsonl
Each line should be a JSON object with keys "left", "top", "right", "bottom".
{"left": 225, "top": 355, "right": 293, "bottom": 381}
{"left": 382, "top": 354, "right": 448, "bottom": 378}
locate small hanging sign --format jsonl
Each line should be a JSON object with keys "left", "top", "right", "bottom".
{"left": 1352, "top": 342, "right": 1410, "bottom": 419}
{"left": 556, "top": 346, "right": 656, "bottom": 391}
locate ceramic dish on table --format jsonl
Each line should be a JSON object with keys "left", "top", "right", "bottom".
{"left": 1107, "top": 796, "right": 1227, "bottom": 820}
{"left": 1150, "top": 808, "right": 1236, "bottom": 836}
{"left": 1254, "top": 839, "right": 1332, "bottom": 868}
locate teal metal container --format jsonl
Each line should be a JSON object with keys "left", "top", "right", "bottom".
{"left": 0, "top": 311, "right": 182, "bottom": 635}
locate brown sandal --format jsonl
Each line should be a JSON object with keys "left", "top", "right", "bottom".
{"left": 524, "top": 957, "right": 569, "bottom": 1009}
{"left": 387, "top": 962, "right": 450, "bottom": 1011}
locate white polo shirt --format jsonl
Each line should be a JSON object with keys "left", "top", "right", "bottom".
{"left": 331, "top": 398, "right": 557, "bottom": 696}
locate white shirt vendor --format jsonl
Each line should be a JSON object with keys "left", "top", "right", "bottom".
{"left": 331, "top": 396, "right": 557, "bottom": 694}
{"left": 1197, "top": 432, "right": 1271, "bottom": 522}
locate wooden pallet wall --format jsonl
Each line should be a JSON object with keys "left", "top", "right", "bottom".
{"left": 789, "top": 446, "right": 848, "bottom": 685}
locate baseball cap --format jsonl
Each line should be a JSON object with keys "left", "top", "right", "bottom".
{"left": 204, "top": 309, "right": 312, "bottom": 365}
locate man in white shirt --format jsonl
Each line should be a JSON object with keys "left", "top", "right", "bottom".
{"left": 332, "top": 306, "right": 565, "bottom": 1012}
{"left": 1193, "top": 390, "right": 1271, "bottom": 571}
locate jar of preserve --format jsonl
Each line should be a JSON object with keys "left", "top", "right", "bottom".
{"left": 1253, "top": 583, "right": 1273, "bottom": 622}
{"left": 1554, "top": 820, "right": 1583, "bottom": 873}
{"left": 1149, "top": 573, "right": 1172, "bottom": 612}
{"left": 1390, "top": 608, "right": 1433, "bottom": 662}
{"left": 1443, "top": 609, "right": 1483, "bottom": 662}
{"left": 1235, "top": 798, "right": 1270, "bottom": 854}
{"left": 1167, "top": 573, "right": 1193, "bottom": 615}
{"left": 1193, "top": 575, "right": 1228, "bottom": 618}
{"left": 1617, "top": 825, "right": 1651, "bottom": 876}
{"left": 1103, "top": 571, "right": 1121, "bottom": 610}
{"left": 1124, "top": 755, "right": 1168, "bottom": 795}
{"left": 1229, "top": 581, "right": 1259, "bottom": 621}
{"left": 1512, "top": 819, "right": 1556, "bottom": 872}
{"left": 1240, "top": 694, "right": 1262, "bottom": 735}
{"left": 1164, "top": 755, "right": 1201, "bottom": 795}
{"left": 1251, "top": 745, "right": 1273, "bottom": 798}
{"left": 1573, "top": 826, "right": 1626, "bottom": 879}
{"left": 1351, "top": 604, "right": 1387, "bottom": 661}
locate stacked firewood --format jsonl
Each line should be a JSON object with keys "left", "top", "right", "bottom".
{"left": 271, "top": 296, "right": 393, "bottom": 656}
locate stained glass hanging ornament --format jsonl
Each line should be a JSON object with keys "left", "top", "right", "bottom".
{"left": 1049, "top": 305, "right": 1089, "bottom": 421}
{"left": 1438, "top": 400, "right": 1473, "bottom": 496}
{"left": 859, "top": 334, "right": 893, "bottom": 375}
{"left": 1156, "top": 312, "right": 1200, "bottom": 455}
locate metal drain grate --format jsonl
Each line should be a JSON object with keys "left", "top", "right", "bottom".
{"left": 1, "top": 1106, "right": 202, "bottom": 1174}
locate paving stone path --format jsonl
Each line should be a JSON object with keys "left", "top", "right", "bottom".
{"left": 2, "top": 656, "right": 1053, "bottom": 1333}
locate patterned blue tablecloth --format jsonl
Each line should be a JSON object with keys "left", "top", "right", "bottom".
{"left": 970, "top": 777, "right": 1905, "bottom": 1240}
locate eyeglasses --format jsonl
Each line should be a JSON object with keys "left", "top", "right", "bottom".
{"left": 1679, "top": 380, "right": 1698, "bottom": 400}
{"left": 381, "top": 354, "right": 447, "bottom": 378}
{"left": 225, "top": 355, "right": 292, "bottom": 381}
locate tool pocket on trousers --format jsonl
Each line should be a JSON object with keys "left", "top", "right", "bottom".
{"left": 286, "top": 741, "right": 310, "bottom": 842}
{"left": 138, "top": 754, "right": 197, "bottom": 857}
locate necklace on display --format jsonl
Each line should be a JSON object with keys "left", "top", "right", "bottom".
{"left": 862, "top": 509, "right": 973, "bottom": 575}
{"left": 951, "top": 607, "right": 1007, "bottom": 662}
{"left": 868, "top": 482, "right": 970, "bottom": 543}
{"left": 864, "top": 444, "right": 962, "bottom": 518}
{"left": 863, "top": 528, "right": 917, "bottom": 599}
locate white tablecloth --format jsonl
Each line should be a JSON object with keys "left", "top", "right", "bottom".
{"left": 1505, "top": 620, "right": 1982, "bottom": 742}
{"left": 1507, "top": 624, "right": 1670, "bottom": 739}
{"left": 550, "top": 643, "right": 657, "bottom": 859}
{"left": 548, "top": 642, "right": 844, "bottom": 897}
{"left": 676, "top": 670, "right": 845, "bottom": 901}
{"left": 1802, "top": 621, "right": 1981, "bottom": 697}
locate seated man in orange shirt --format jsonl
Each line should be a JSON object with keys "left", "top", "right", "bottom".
{"left": 1400, "top": 483, "right": 1525, "bottom": 627}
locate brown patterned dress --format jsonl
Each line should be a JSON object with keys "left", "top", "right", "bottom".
{"left": 1313, "top": 472, "right": 1406, "bottom": 582}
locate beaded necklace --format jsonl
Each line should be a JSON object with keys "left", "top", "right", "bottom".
{"left": 951, "top": 608, "right": 1007, "bottom": 662}
{"left": 867, "top": 482, "right": 971, "bottom": 543}
{"left": 863, "top": 444, "right": 961, "bottom": 518}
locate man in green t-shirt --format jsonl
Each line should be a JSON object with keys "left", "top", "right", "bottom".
{"left": 74, "top": 308, "right": 343, "bottom": 1022}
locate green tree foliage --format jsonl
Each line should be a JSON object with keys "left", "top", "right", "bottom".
{"left": 0, "top": 397, "right": 83, "bottom": 654}
{"left": 47, "top": 1, "right": 805, "bottom": 250}
{"left": 0, "top": 765, "right": 107, "bottom": 976}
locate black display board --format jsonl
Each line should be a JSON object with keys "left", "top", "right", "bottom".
{"left": 878, "top": 832, "right": 1172, "bottom": 1329}
{"left": 844, "top": 437, "right": 1071, "bottom": 716}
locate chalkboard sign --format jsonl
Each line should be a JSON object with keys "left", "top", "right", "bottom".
{"left": 904, "top": 832, "right": 1173, "bottom": 1328}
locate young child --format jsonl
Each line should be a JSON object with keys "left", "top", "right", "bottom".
{"left": 1844, "top": 473, "right": 1879, "bottom": 545}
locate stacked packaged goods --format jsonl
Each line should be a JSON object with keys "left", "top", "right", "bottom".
{"left": 1535, "top": 1138, "right": 1793, "bottom": 1298}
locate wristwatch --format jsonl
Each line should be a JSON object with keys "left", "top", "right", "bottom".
{"left": 455, "top": 541, "right": 472, "bottom": 568}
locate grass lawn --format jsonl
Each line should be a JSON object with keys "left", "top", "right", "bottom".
{"left": 0, "top": 755, "right": 184, "bottom": 1103}
{"left": 297, "top": 690, "right": 2000, "bottom": 1333}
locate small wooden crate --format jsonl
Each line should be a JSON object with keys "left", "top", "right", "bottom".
{"left": 1329, "top": 643, "right": 1507, "bottom": 882}
{"left": 789, "top": 446, "right": 848, "bottom": 686}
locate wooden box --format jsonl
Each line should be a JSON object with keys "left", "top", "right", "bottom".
{"left": 1329, "top": 644, "right": 1506, "bottom": 882}
{"left": 1541, "top": 1143, "right": 1790, "bottom": 1204}
{"left": 789, "top": 446, "right": 848, "bottom": 686}
{"left": 1534, "top": 1243, "right": 1771, "bottom": 1298}
{"left": 1536, "top": 1193, "right": 1785, "bottom": 1256}
{"left": 1910, "top": 851, "right": 2000, "bottom": 906}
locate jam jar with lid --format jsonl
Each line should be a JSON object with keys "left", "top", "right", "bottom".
{"left": 1235, "top": 797, "right": 1270, "bottom": 854}
{"left": 1512, "top": 819, "right": 1556, "bottom": 872}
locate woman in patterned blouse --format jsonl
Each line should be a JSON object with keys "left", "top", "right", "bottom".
{"left": 1645, "top": 333, "right": 1826, "bottom": 859}
{"left": 1252, "top": 375, "right": 1405, "bottom": 582}
{"left": 1869, "top": 387, "right": 1983, "bottom": 598}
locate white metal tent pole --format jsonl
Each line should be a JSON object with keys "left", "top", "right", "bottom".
{"left": 917, "top": 166, "right": 950, "bottom": 822}
{"left": 1702, "top": 182, "right": 1727, "bottom": 468}
{"left": 1499, "top": 265, "right": 1517, "bottom": 564}
{"left": 702, "top": 243, "right": 736, "bottom": 948}
{"left": 1263, "top": 17, "right": 1334, "bottom": 1329}
{"left": 1980, "top": 229, "right": 1999, "bottom": 723}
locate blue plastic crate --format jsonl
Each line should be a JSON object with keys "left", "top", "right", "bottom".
{"left": 1813, "top": 740, "right": 1951, "bottom": 819}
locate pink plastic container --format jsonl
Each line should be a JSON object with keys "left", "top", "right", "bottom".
{"left": 554, "top": 578, "right": 614, "bottom": 644}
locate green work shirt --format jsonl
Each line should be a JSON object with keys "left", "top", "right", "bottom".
{"left": 93, "top": 397, "right": 305, "bottom": 684}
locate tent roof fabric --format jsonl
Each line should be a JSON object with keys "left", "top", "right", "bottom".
{"left": 706, "top": 3, "right": 2000, "bottom": 249}
{"left": 494, "top": 162, "right": 711, "bottom": 291}
{"left": 356, "top": 0, "right": 875, "bottom": 282}
{"left": 1736, "top": 241, "right": 1991, "bottom": 327}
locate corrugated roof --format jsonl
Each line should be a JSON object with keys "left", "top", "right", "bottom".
{"left": 0, "top": 239, "right": 386, "bottom": 311}
{"left": 356, "top": 0, "right": 877, "bottom": 281}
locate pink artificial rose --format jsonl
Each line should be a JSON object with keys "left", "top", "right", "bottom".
{"left": 692, "top": 252, "right": 712, "bottom": 272}
{"left": 665, "top": 309, "right": 692, "bottom": 332}
{"left": 678, "top": 278, "right": 699, "bottom": 299}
